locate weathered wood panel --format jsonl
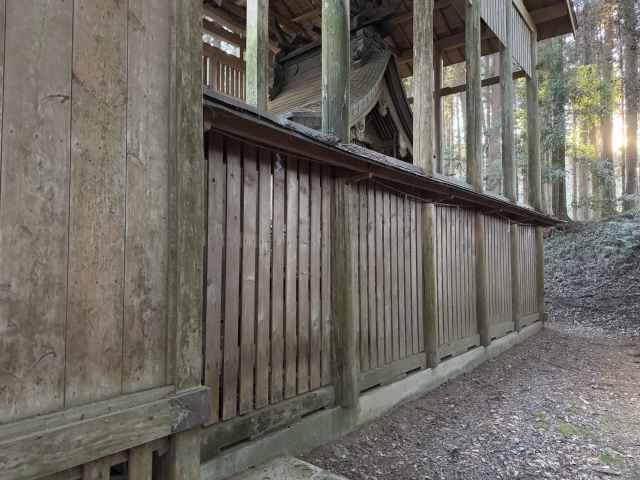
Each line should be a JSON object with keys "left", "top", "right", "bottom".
{"left": 354, "top": 184, "right": 425, "bottom": 374}
{"left": 484, "top": 215, "right": 514, "bottom": 339}
{"left": 66, "top": 0, "right": 128, "bottom": 407}
{"left": 204, "top": 132, "right": 333, "bottom": 423}
{"left": 0, "top": 0, "right": 71, "bottom": 422}
{"left": 481, "top": 0, "right": 508, "bottom": 46}
{"left": 518, "top": 224, "right": 538, "bottom": 317}
{"left": 434, "top": 206, "right": 480, "bottom": 358}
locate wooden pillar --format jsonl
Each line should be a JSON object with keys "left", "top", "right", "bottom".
{"left": 331, "top": 176, "right": 358, "bottom": 409}
{"left": 168, "top": 0, "right": 206, "bottom": 477}
{"left": 246, "top": 0, "right": 269, "bottom": 110}
{"left": 465, "top": 0, "right": 483, "bottom": 191}
{"left": 501, "top": 0, "right": 516, "bottom": 202}
{"left": 475, "top": 213, "right": 490, "bottom": 346}
{"left": 322, "top": 0, "right": 350, "bottom": 141}
{"left": 535, "top": 226, "right": 545, "bottom": 323}
{"left": 422, "top": 204, "right": 439, "bottom": 367}
{"left": 413, "top": 0, "right": 435, "bottom": 175}
{"left": 510, "top": 223, "right": 521, "bottom": 331}
{"left": 434, "top": 51, "right": 443, "bottom": 174}
{"left": 527, "top": 31, "right": 542, "bottom": 211}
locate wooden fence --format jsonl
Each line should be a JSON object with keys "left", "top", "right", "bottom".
{"left": 434, "top": 206, "right": 480, "bottom": 359}
{"left": 484, "top": 215, "right": 515, "bottom": 340}
{"left": 203, "top": 44, "right": 246, "bottom": 101}
{"left": 351, "top": 184, "right": 426, "bottom": 391}
{"left": 518, "top": 224, "right": 540, "bottom": 327}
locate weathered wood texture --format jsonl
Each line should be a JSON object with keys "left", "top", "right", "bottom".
{"left": 245, "top": 0, "right": 269, "bottom": 109}
{"left": 517, "top": 225, "right": 539, "bottom": 321}
{"left": 465, "top": 0, "right": 483, "bottom": 190}
{"left": 483, "top": 215, "right": 515, "bottom": 340}
{"left": 434, "top": 206, "right": 480, "bottom": 359}
{"left": 204, "top": 132, "right": 334, "bottom": 423}
{"left": 0, "top": 0, "right": 176, "bottom": 421}
{"left": 352, "top": 183, "right": 425, "bottom": 373}
{"left": 501, "top": 0, "right": 516, "bottom": 202}
{"left": 203, "top": 44, "right": 246, "bottom": 101}
{"left": 511, "top": 6, "right": 534, "bottom": 77}
{"left": 413, "top": 0, "right": 434, "bottom": 174}
{"left": 481, "top": 0, "right": 508, "bottom": 45}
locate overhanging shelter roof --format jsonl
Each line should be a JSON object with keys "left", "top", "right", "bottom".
{"left": 204, "top": 0, "right": 577, "bottom": 78}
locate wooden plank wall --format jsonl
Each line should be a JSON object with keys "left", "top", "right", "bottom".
{"left": 434, "top": 206, "right": 480, "bottom": 358}
{"left": 203, "top": 44, "right": 246, "bottom": 101}
{"left": 484, "top": 215, "right": 514, "bottom": 339}
{"left": 205, "top": 131, "right": 333, "bottom": 424}
{"left": 352, "top": 184, "right": 425, "bottom": 373}
{"left": 511, "top": 6, "right": 533, "bottom": 77}
{"left": 0, "top": 0, "right": 173, "bottom": 423}
{"left": 518, "top": 225, "right": 538, "bottom": 316}
{"left": 481, "top": 0, "right": 508, "bottom": 46}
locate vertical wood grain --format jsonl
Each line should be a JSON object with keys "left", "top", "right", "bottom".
{"left": 284, "top": 158, "right": 298, "bottom": 398}
{"left": 271, "top": 154, "right": 286, "bottom": 400}
{"left": 309, "top": 164, "right": 322, "bottom": 390}
{"left": 298, "top": 160, "right": 310, "bottom": 393}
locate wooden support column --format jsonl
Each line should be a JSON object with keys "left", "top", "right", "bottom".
{"left": 331, "top": 176, "right": 358, "bottom": 409}
{"left": 535, "top": 226, "right": 545, "bottom": 323}
{"left": 510, "top": 223, "right": 522, "bottom": 330}
{"left": 434, "top": 51, "right": 443, "bottom": 174}
{"left": 475, "top": 213, "right": 490, "bottom": 346}
{"left": 527, "top": 31, "right": 542, "bottom": 211}
{"left": 246, "top": 0, "right": 269, "bottom": 110}
{"left": 466, "top": 0, "right": 483, "bottom": 191}
{"left": 322, "top": 0, "right": 350, "bottom": 141}
{"left": 413, "top": 0, "right": 435, "bottom": 175}
{"left": 422, "top": 204, "right": 439, "bottom": 367}
{"left": 169, "top": 0, "right": 206, "bottom": 477}
{"left": 501, "top": 0, "right": 516, "bottom": 202}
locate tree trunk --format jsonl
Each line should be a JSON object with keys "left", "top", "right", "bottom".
{"left": 551, "top": 38, "right": 570, "bottom": 219}
{"left": 622, "top": 0, "right": 638, "bottom": 210}
{"left": 600, "top": 11, "right": 617, "bottom": 217}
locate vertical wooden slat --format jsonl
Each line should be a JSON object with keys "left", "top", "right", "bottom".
{"left": 397, "top": 197, "right": 407, "bottom": 359}
{"left": 239, "top": 145, "right": 258, "bottom": 414}
{"left": 320, "top": 166, "right": 332, "bottom": 386}
{"left": 350, "top": 184, "right": 360, "bottom": 370}
{"left": 375, "top": 187, "right": 385, "bottom": 366}
{"left": 404, "top": 199, "right": 413, "bottom": 355}
{"left": 410, "top": 201, "right": 419, "bottom": 355}
{"left": 367, "top": 186, "right": 378, "bottom": 368}
{"left": 416, "top": 204, "right": 425, "bottom": 353}
{"left": 359, "top": 185, "right": 370, "bottom": 370}
{"left": 205, "top": 134, "right": 226, "bottom": 423}
{"left": 0, "top": 0, "right": 69, "bottom": 422}
{"left": 271, "top": 154, "right": 286, "bottom": 401}
{"left": 435, "top": 208, "right": 443, "bottom": 347}
{"left": 124, "top": 0, "right": 171, "bottom": 393}
{"left": 422, "top": 203, "right": 439, "bottom": 366}
{"left": 82, "top": 458, "right": 110, "bottom": 480}
{"left": 129, "top": 444, "right": 153, "bottom": 480}
{"left": 383, "top": 192, "right": 392, "bottom": 364}
{"left": 66, "top": 0, "right": 127, "bottom": 407}
{"left": 284, "top": 158, "right": 299, "bottom": 398}
{"left": 390, "top": 194, "right": 399, "bottom": 361}
{"left": 309, "top": 164, "right": 322, "bottom": 390}
{"left": 298, "top": 160, "right": 310, "bottom": 394}
{"left": 255, "top": 149, "right": 272, "bottom": 409}
{"left": 222, "top": 139, "right": 242, "bottom": 420}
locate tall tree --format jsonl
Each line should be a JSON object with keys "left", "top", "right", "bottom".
{"left": 621, "top": 0, "right": 638, "bottom": 210}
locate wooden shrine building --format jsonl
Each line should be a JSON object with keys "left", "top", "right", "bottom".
{"left": 0, "top": 1, "right": 575, "bottom": 480}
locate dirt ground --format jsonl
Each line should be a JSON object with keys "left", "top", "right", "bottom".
{"left": 302, "top": 323, "right": 640, "bottom": 479}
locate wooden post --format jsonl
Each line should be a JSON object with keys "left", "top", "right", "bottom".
{"left": 501, "top": 0, "right": 516, "bottom": 202}
{"left": 422, "top": 203, "right": 439, "bottom": 367}
{"left": 535, "top": 226, "right": 545, "bottom": 323}
{"left": 466, "top": 0, "right": 483, "bottom": 191}
{"left": 169, "top": 0, "right": 206, "bottom": 477}
{"left": 527, "top": 31, "right": 542, "bottom": 211}
{"left": 246, "top": 0, "right": 269, "bottom": 110}
{"left": 434, "top": 51, "right": 443, "bottom": 174}
{"left": 331, "top": 176, "right": 358, "bottom": 409}
{"left": 510, "top": 223, "right": 522, "bottom": 331}
{"left": 413, "top": 0, "right": 435, "bottom": 175}
{"left": 475, "top": 212, "right": 490, "bottom": 346}
{"left": 322, "top": 0, "right": 350, "bottom": 141}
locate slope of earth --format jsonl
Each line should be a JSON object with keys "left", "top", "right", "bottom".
{"left": 545, "top": 212, "right": 640, "bottom": 336}
{"left": 302, "top": 215, "right": 640, "bottom": 479}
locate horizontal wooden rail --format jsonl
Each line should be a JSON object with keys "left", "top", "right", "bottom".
{"left": 0, "top": 386, "right": 210, "bottom": 480}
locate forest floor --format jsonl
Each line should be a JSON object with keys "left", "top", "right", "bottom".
{"left": 302, "top": 213, "right": 640, "bottom": 479}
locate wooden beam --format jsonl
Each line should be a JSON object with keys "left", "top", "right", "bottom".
{"left": 439, "top": 70, "right": 526, "bottom": 97}
{"left": 465, "top": 0, "right": 483, "bottom": 190}
{"left": 0, "top": 387, "right": 210, "bottom": 480}
{"left": 434, "top": 52, "right": 443, "bottom": 173}
{"left": 321, "top": 0, "right": 350, "bottom": 141}
{"left": 530, "top": 4, "right": 567, "bottom": 24}
{"left": 413, "top": 0, "right": 435, "bottom": 175}
{"left": 512, "top": 0, "right": 537, "bottom": 33}
{"left": 475, "top": 213, "right": 490, "bottom": 346}
{"left": 527, "top": 31, "right": 542, "bottom": 210}
{"left": 535, "top": 226, "right": 545, "bottom": 323}
{"left": 292, "top": 7, "right": 321, "bottom": 23}
{"left": 246, "top": 0, "right": 269, "bottom": 110}
{"left": 203, "top": 18, "right": 244, "bottom": 47}
{"left": 203, "top": 4, "right": 246, "bottom": 33}
{"left": 501, "top": 0, "right": 516, "bottom": 202}
{"left": 510, "top": 223, "right": 522, "bottom": 330}
{"left": 422, "top": 203, "right": 439, "bottom": 367}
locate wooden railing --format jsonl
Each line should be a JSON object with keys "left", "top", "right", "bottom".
{"left": 203, "top": 44, "right": 246, "bottom": 101}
